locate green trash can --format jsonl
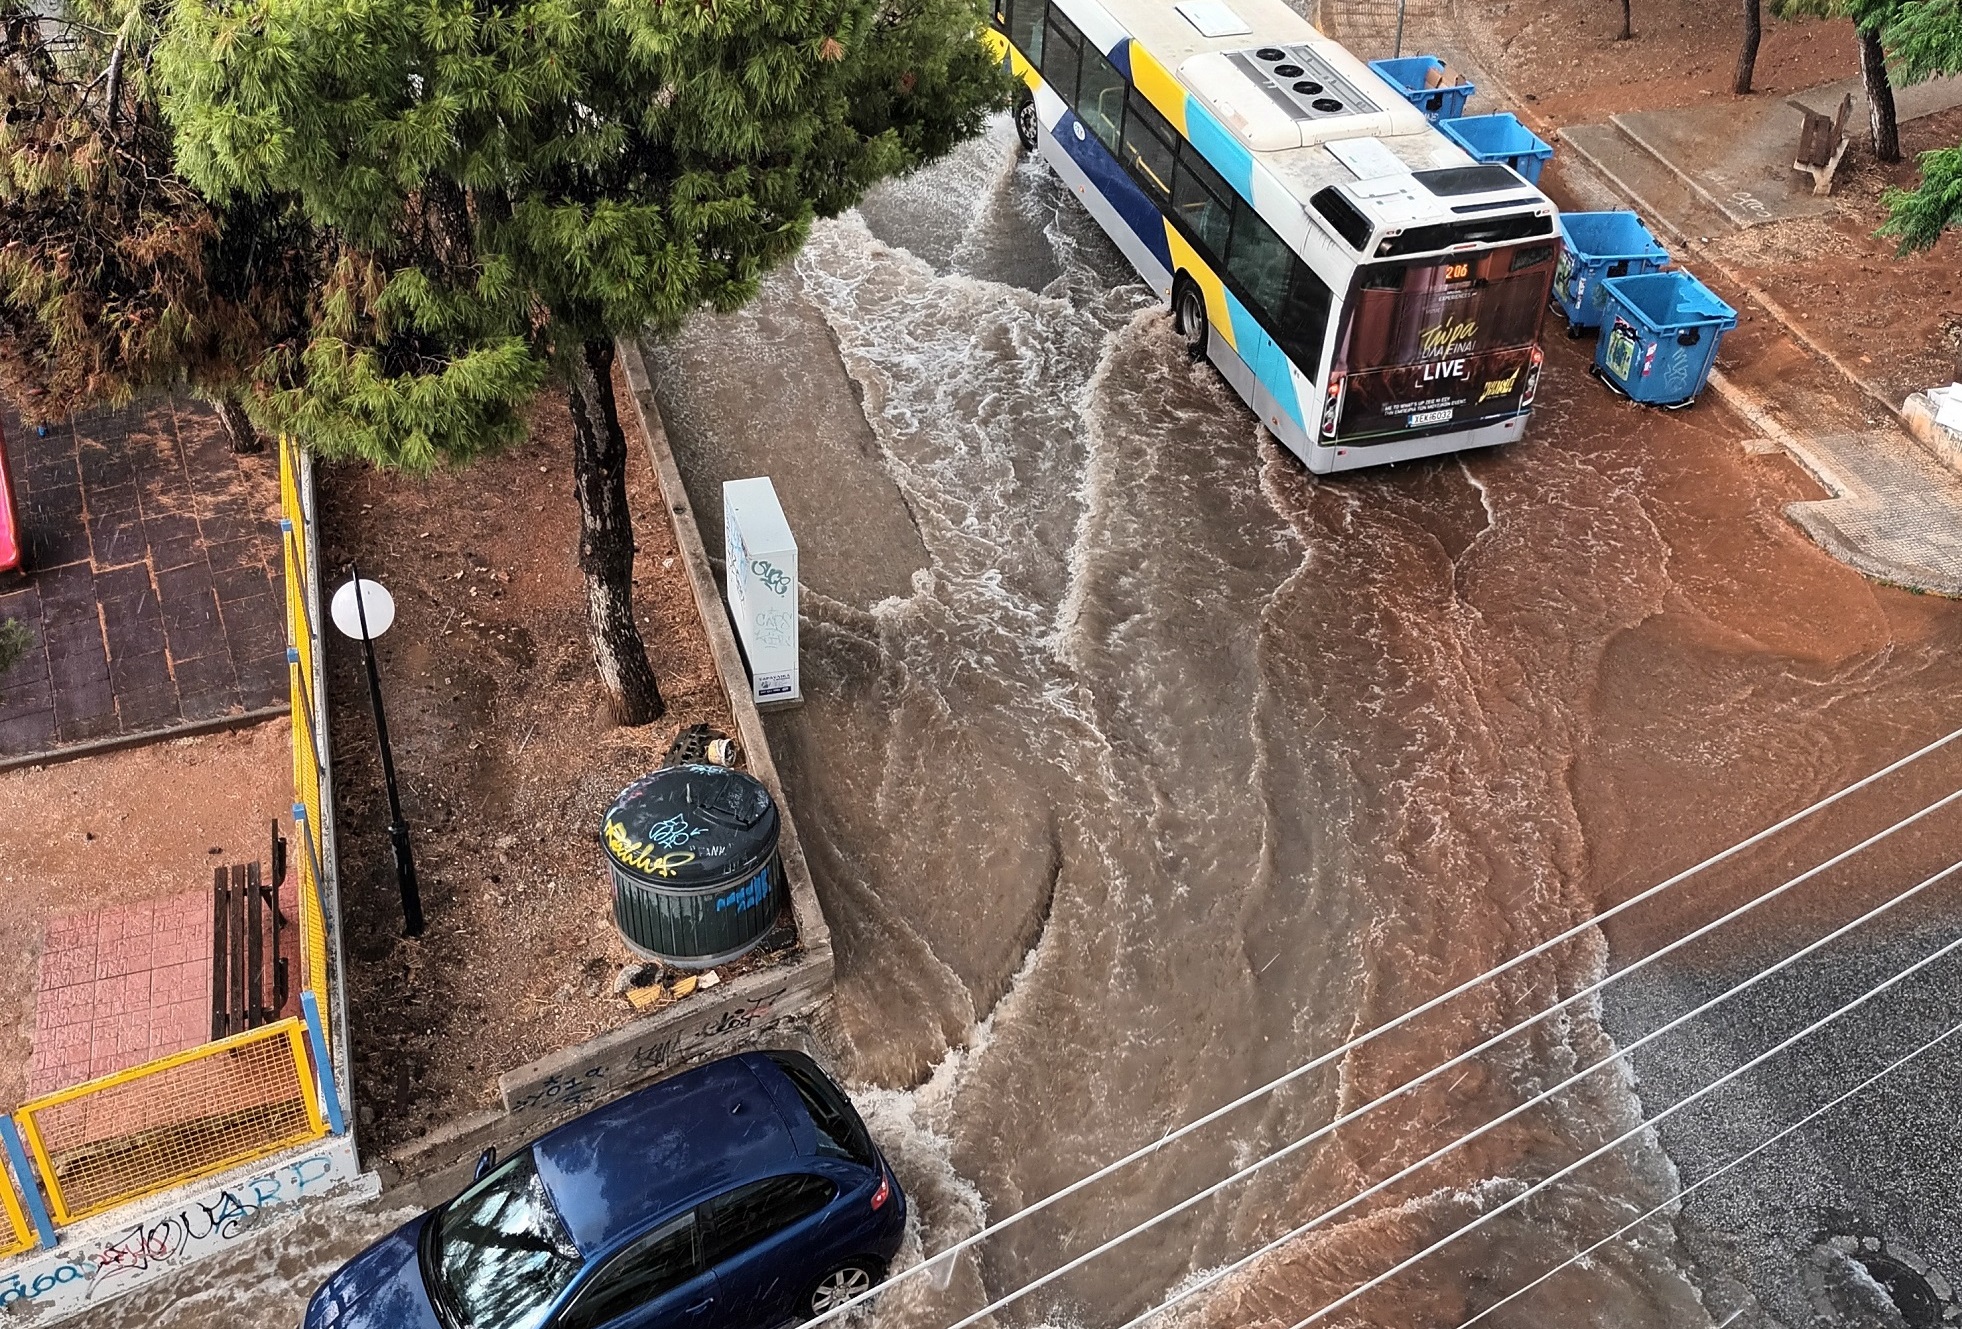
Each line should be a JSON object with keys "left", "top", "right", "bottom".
{"left": 602, "top": 765, "right": 784, "bottom": 968}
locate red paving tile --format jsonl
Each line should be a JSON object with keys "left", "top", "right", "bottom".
{"left": 27, "top": 889, "right": 219, "bottom": 1097}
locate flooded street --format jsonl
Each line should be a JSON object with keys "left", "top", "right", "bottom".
{"left": 67, "top": 114, "right": 1962, "bottom": 1329}
{"left": 648, "top": 115, "right": 1962, "bottom": 1328}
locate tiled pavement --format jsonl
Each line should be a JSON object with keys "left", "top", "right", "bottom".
{"left": 0, "top": 397, "right": 287, "bottom": 761}
{"left": 28, "top": 892, "right": 216, "bottom": 1097}
{"left": 27, "top": 881, "right": 298, "bottom": 1097}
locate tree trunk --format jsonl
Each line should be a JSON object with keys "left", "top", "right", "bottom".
{"left": 214, "top": 392, "right": 262, "bottom": 454}
{"left": 1734, "top": 0, "right": 1761, "bottom": 95}
{"left": 1617, "top": 0, "right": 1632, "bottom": 41}
{"left": 1860, "top": 26, "right": 1900, "bottom": 163}
{"left": 566, "top": 337, "right": 664, "bottom": 727}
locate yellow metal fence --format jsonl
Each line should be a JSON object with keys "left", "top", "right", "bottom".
{"left": 14, "top": 1021, "right": 325, "bottom": 1227}
{"left": 281, "top": 436, "right": 332, "bottom": 1036}
{"left": 0, "top": 1160, "right": 32, "bottom": 1259}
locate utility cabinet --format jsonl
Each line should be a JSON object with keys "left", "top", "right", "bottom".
{"left": 723, "top": 477, "right": 800, "bottom": 707}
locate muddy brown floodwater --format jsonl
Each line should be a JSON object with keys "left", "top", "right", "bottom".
{"left": 648, "top": 116, "right": 1962, "bottom": 1329}
{"left": 68, "top": 109, "right": 1962, "bottom": 1329}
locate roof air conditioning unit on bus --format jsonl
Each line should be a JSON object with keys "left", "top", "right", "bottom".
{"left": 1180, "top": 44, "right": 1422, "bottom": 152}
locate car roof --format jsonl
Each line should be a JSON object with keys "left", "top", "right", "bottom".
{"left": 530, "top": 1054, "right": 809, "bottom": 1254}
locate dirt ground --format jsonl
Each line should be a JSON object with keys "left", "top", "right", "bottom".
{"left": 1460, "top": 0, "right": 1962, "bottom": 405}
{"left": 319, "top": 375, "right": 746, "bottom": 1153}
{"left": 1471, "top": 0, "right": 1853, "bottom": 124}
{"left": 0, "top": 719, "right": 294, "bottom": 1108}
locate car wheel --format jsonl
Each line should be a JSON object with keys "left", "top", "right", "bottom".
{"left": 1014, "top": 90, "right": 1040, "bottom": 151}
{"left": 808, "top": 1261, "right": 879, "bottom": 1315}
{"left": 1173, "top": 279, "right": 1209, "bottom": 360}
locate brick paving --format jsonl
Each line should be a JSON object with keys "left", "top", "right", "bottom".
{"left": 0, "top": 397, "right": 287, "bottom": 761}
{"left": 27, "top": 878, "right": 298, "bottom": 1098}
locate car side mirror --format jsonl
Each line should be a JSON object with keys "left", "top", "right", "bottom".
{"left": 473, "top": 1146, "right": 498, "bottom": 1181}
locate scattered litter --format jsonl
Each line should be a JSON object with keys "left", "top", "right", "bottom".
{"left": 670, "top": 975, "right": 699, "bottom": 999}
{"left": 698, "top": 969, "right": 721, "bottom": 990}
{"left": 627, "top": 984, "right": 667, "bottom": 1012}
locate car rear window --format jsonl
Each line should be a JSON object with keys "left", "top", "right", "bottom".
{"left": 765, "top": 1051, "right": 876, "bottom": 1167}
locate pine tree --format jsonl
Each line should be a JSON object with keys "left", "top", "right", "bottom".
{"left": 0, "top": 0, "right": 315, "bottom": 449}
{"left": 157, "top": 0, "right": 1009, "bottom": 723}
{"left": 1873, "top": 0, "right": 1962, "bottom": 249}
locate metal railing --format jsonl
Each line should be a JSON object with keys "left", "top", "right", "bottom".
{"left": 281, "top": 437, "right": 333, "bottom": 1035}
{"left": 12, "top": 1020, "right": 325, "bottom": 1227}
{"left": 0, "top": 1158, "right": 33, "bottom": 1259}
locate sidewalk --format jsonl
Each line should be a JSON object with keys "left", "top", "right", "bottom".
{"left": 1330, "top": 0, "right": 1962, "bottom": 596}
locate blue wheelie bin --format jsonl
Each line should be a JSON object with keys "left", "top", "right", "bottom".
{"left": 1593, "top": 271, "right": 1738, "bottom": 408}
{"left": 1368, "top": 56, "right": 1475, "bottom": 123}
{"left": 1438, "top": 112, "right": 1554, "bottom": 184}
{"left": 1553, "top": 212, "right": 1671, "bottom": 336}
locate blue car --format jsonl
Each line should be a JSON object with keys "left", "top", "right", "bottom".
{"left": 306, "top": 1051, "right": 906, "bottom": 1329}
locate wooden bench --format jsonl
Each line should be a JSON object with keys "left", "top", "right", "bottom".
{"left": 210, "top": 825, "right": 290, "bottom": 1038}
{"left": 1791, "top": 93, "right": 1853, "bottom": 197}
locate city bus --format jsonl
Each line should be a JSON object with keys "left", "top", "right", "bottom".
{"left": 984, "top": 0, "right": 1560, "bottom": 473}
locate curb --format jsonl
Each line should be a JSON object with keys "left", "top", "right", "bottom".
{"left": 0, "top": 704, "right": 291, "bottom": 776}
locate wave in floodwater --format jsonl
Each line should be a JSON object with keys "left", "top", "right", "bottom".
{"left": 776, "top": 114, "right": 1712, "bottom": 1329}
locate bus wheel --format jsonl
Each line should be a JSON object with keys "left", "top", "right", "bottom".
{"left": 1014, "top": 90, "right": 1040, "bottom": 152}
{"left": 1173, "top": 280, "right": 1209, "bottom": 360}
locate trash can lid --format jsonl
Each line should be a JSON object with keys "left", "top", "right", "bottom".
{"left": 603, "top": 765, "right": 780, "bottom": 888}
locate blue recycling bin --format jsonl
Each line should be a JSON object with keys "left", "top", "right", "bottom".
{"left": 1368, "top": 56, "right": 1475, "bottom": 123}
{"left": 1593, "top": 271, "right": 1738, "bottom": 408}
{"left": 1554, "top": 212, "right": 1672, "bottom": 335}
{"left": 1439, "top": 112, "right": 1554, "bottom": 184}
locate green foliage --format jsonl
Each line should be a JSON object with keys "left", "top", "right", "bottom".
{"left": 1884, "top": 0, "right": 1962, "bottom": 82}
{"left": 1770, "top": 0, "right": 1962, "bottom": 250}
{"left": 1881, "top": 143, "right": 1962, "bottom": 248}
{"left": 0, "top": 617, "right": 31, "bottom": 692}
{"left": 156, "top": 0, "right": 1011, "bottom": 468}
{"left": 0, "top": 0, "right": 315, "bottom": 426}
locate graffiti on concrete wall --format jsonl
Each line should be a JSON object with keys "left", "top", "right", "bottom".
{"left": 0, "top": 1136, "right": 360, "bottom": 1317}
{"left": 504, "top": 980, "right": 805, "bottom": 1120}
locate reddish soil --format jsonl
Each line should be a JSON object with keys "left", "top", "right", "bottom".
{"left": 1470, "top": 0, "right": 1854, "bottom": 124}
{"left": 0, "top": 718, "right": 295, "bottom": 1110}
{"left": 1705, "top": 107, "right": 1962, "bottom": 405}
{"left": 1459, "top": 0, "right": 1962, "bottom": 405}
{"left": 319, "top": 376, "right": 738, "bottom": 1152}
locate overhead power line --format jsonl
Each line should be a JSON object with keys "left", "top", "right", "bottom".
{"left": 947, "top": 791, "right": 1962, "bottom": 1329}
{"left": 1267, "top": 895, "right": 1962, "bottom": 1329}
{"left": 800, "top": 724, "right": 1962, "bottom": 1329}
{"left": 1452, "top": 1014, "right": 1962, "bottom": 1329}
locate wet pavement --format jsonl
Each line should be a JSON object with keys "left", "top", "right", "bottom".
{"left": 0, "top": 398, "right": 287, "bottom": 762}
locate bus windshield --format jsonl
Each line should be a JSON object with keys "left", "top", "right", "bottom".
{"left": 1326, "top": 239, "right": 1557, "bottom": 441}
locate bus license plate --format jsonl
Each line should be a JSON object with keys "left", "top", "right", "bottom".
{"left": 1408, "top": 408, "right": 1454, "bottom": 428}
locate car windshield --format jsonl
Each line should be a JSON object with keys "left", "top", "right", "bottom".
{"left": 428, "top": 1150, "right": 583, "bottom": 1329}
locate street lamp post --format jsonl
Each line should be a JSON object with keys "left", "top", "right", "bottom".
{"left": 330, "top": 566, "right": 424, "bottom": 937}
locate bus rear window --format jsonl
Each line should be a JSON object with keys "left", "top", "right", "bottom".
{"left": 1375, "top": 212, "right": 1552, "bottom": 258}
{"left": 1336, "top": 243, "right": 1551, "bottom": 373}
{"left": 1411, "top": 165, "right": 1525, "bottom": 197}
{"left": 1310, "top": 188, "right": 1373, "bottom": 251}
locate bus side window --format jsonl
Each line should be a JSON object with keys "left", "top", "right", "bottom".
{"left": 1041, "top": 8, "right": 1083, "bottom": 107}
{"left": 1077, "top": 44, "right": 1126, "bottom": 152}
{"left": 1276, "top": 259, "right": 1334, "bottom": 371}
{"left": 1121, "top": 87, "right": 1175, "bottom": 204}
{"left": 1171, "top": 145, "right": 1232, "bottom": 261}
{"left": 1227, "top": 203, "right": 1333, "bottom": 370}
{"left": 1004, "top": 0, "right": 1043, "bottom": 65}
